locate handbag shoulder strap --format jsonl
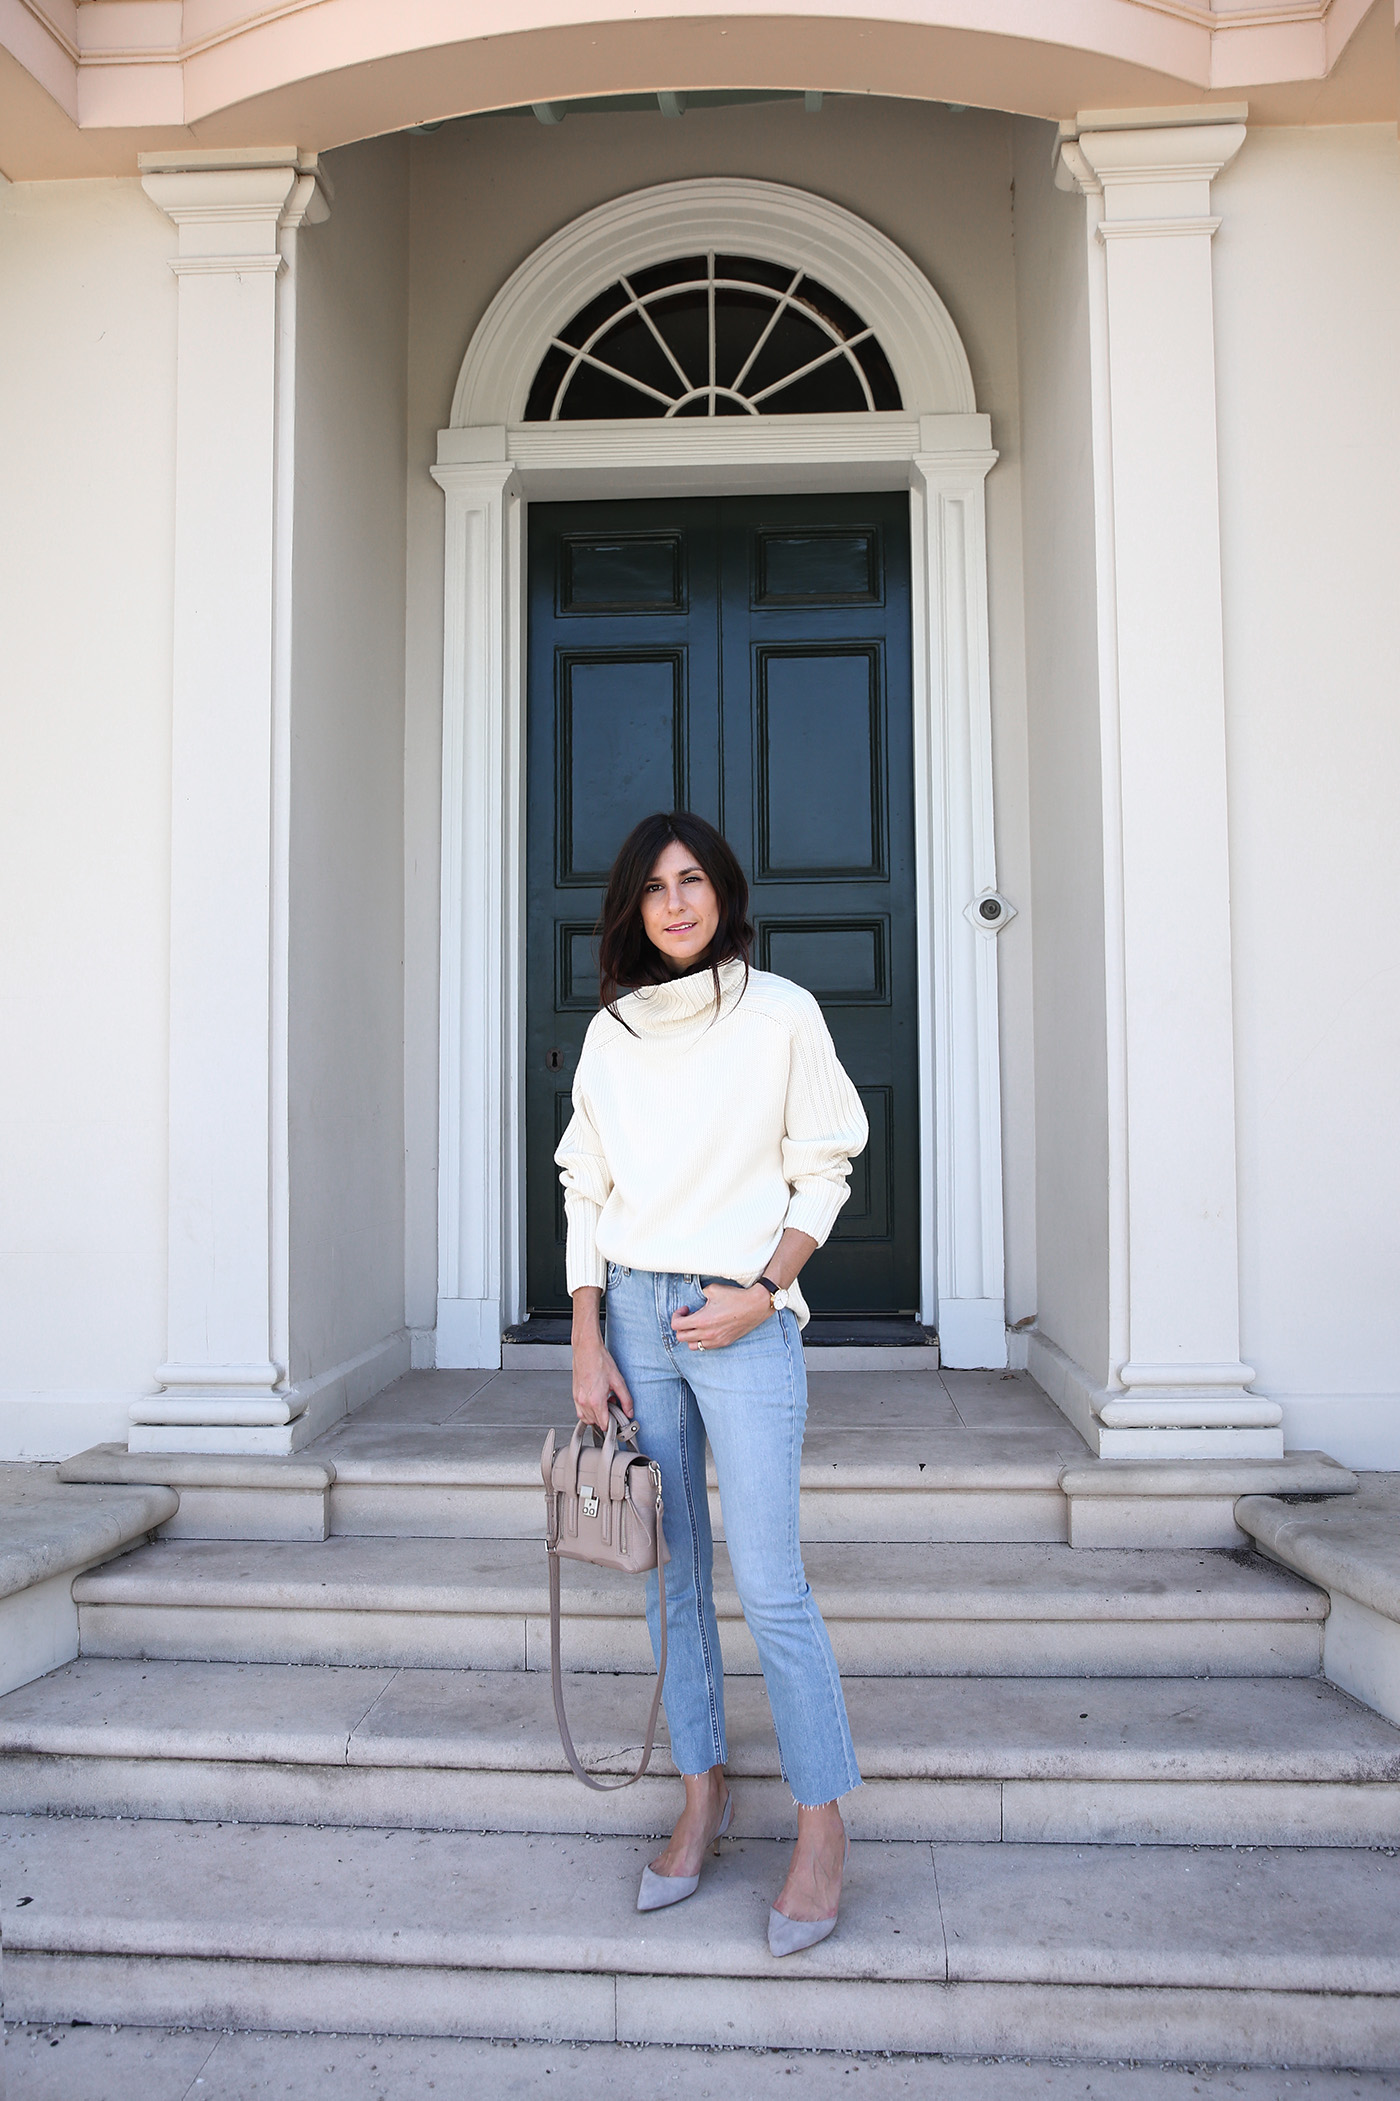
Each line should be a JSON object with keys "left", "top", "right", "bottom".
{"left": 548, "top": 1528, "right": 667, "bottom": 1794}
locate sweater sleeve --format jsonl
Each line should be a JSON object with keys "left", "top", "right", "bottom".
{"left": 779, "top": 993, "right": 869, "bottom": 1246}
{"left": 555, "top": 1065, "right": 612, "bottom": 1294}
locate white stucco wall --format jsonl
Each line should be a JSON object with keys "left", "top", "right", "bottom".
{"left": 1010, "top": 120, "right": 1112, "bottom": 1386}
{"left": 1214, "top": 124, "right": 1400, "bottom": 1468}
{"left": 402, "top": 95, "right": 1038, "bottom": 1334}
{"left": 288, "top": 136, "right": 410, "bottom": 1389}
{"left": 0, "top": 178, "right": 175, "bottom": 1459}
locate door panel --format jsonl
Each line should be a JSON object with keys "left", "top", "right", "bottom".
{"left": 557, "top": 652, "right": 687, "bottom": 881}
{"left": 526, "top": 493, "right": 918, "bottom": 1316}
{"left": 755, "top": 647, "right": 884, "bottom": 876}
{"left": 841, "top": 1087, "right": 893, "bottom": 1241}
{"left": 753, "top": 526, "right": 881, "bottom": 605}
{"left": 758, "top": 918, "right": 888, "bottom": 1003}
{"left": 559, "top": 530, "right": 687, "bottom": 613}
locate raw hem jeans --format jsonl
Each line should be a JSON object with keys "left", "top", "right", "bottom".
{"left": 604, "top": 1264, "right": 862, "bottom": 1808}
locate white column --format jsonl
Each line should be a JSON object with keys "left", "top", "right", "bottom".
{"left": 431, "top": 444, "right": 524, "bottom": 1369}
{"left": 912, "top": 418, "right": 1008, "bottom": 1370}
{"left": 131, "top": 149, "right": 328, "bottom": 1453}
{"left": 1060, "top": 115, "right": 1282, "bottom": 1458}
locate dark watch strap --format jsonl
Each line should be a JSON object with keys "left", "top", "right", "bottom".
{"left": 757, "top": 1275, "right": 781, "bottom": 1296}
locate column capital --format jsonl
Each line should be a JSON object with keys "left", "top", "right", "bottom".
{"left": 430, "top": 460, "right": 521, "bottom": 505}
{"left": 1059, "top": 114, "right": 1247, "bottom": 227}
{"left": 139, "top": 148, "right": 330, "bottom": 264}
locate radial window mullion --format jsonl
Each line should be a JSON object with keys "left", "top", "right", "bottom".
{"left": 530, "top": 257, "right": 901, "bottom": 419}
{"left": 707, "top": 251, "right": 717, "bottom": 415}
{"left": 729, "top": 269, "right": 805, "bottom": 396}
{"left": 625, "top": 276, "right": 696, "bottom": 394}
{"left": 748, "top": 330, "right": 877, "bottom": 407}
{"left": 782, "top": 299, "right": 851, "bottom": 352}
{"left": 558, "top": 342, "right": 680, "bottom": 412}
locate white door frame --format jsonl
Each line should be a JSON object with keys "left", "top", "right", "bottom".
{"left": 432, "top": 180, "right": 1008, "bottom": 1370}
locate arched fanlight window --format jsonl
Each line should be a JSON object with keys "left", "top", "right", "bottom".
{"left": 524, "top": 252, "right": 903, "bottom": 420}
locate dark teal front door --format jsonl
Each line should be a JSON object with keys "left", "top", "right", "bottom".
{"left": 526, "top": 493, "right": 919, "bottom": 1318}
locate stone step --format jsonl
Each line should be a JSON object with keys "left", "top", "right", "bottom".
{"left": 23, "top": 2033, "right": 1400, "bottom": 2100}
{"left": 318, "top": 1423, "right": 1076, "bottom": 1544}
{"left": 5, "top": 1814, "right": 1399, "bottom": 2064}
{"left": 3, "top": 1657, "right": 1397, "bottom": 1846}
{"left": 58, "top": 1368, "right": 1096, "bottom": 1544}
{"left": 501, "top": 1341, "right": 944, "bottom": 1371}
{"left": 0, "top": 1466, "right": 179, "bottom": 1700}
{"left": 57, "top": 1436, "right": 1360, "bottom": 1553}
{"left": 1238, "top": 1477, "right": 1400, "bottom": 1728}
{"left": 71, "top": 1536, "right": 1327, "bottom": 1677}
{"left": 314, "top": 1364, "right": 1088, "bottom": 1549}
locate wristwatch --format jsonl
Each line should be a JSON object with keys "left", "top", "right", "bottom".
{"left": 757, "top": 1274, "right": 791, "bottom": 1313}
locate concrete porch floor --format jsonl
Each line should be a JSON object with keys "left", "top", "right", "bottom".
{"left": 315, "top": 1363, "right": 1079, "bottom": 1437}
{"left": 306, "top": 1363, "right": 1091, "bottom": 1509}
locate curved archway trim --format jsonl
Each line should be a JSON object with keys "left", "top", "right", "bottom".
{"left": 451, "top": 178, "right": 976, "bottom": 426}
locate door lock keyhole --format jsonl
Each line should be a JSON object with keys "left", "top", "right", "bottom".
{"left": 546, "top": 1048, "right": 565, "bottom": 1072}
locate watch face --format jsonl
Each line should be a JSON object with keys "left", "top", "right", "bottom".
{"left": 772, "top": 1288, "right": 789, "bottom": 1311}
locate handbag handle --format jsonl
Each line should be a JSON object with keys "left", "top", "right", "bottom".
{"left": 548, "top": 1531, "right": 667, "bottom": 1793}
{"left": 562, "top": 1403, "right": 637, "bottom": 1495}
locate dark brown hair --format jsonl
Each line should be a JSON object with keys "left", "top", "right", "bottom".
{"left": 597, "top": 811, "right": 753, "bottom": 1021}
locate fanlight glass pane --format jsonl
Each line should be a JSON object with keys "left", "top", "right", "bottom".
{"left": 523, "top": 253, "right": 902, "bottom": 421}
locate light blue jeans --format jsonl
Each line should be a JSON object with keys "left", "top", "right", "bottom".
{"left": 603, "top": 1263, "right": 862, "bottom": 1807}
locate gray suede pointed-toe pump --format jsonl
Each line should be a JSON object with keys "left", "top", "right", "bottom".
{"left": 636, "top": 1789, "right": 733, "bottom": 1913}
{"left": 767, "top": 1836, "right": 849, "bottom": 1957}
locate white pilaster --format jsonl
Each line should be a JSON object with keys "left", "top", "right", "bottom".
{"left": 132, "top": 149, "right": 329, "bottom": 1453}
{"left": 911, "top": 424, "right": 1008, "bottom": 1369}
{"left": 431, "top": 458, "right": 524, "bottom": 1370}
{"left": 1059, "top": 114, "right": 1282, "bottom": 1458}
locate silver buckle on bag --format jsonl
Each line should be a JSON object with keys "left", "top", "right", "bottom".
{"left": 581, "top": 1488, "right": 599, "bottom": 1519}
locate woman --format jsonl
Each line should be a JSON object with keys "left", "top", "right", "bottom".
{"left": 556, "top": 810, "right": 868, "bottom": 1956}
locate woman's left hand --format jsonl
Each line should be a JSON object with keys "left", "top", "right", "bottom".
{"left": 671, "top": 1282, "right": 773, "bottom": 1352}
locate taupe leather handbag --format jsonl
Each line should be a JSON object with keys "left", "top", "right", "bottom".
{"left": 541, "top": 1402, "right": 669, "bottom": 1791}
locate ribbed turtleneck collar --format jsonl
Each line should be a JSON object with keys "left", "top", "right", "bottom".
{"left": 616, "top": 956, "right": 749, "bottom": 1037}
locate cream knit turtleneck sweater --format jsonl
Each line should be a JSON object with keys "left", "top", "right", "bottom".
{"left": 555, "top": 959, "right": 867, "bottom": 1327}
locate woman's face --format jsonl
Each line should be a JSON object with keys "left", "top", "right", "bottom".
{"left": 640, "top": 838, "right": 721, "bottom": 969}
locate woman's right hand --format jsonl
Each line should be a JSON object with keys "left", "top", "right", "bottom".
{"left": 571, "top": 1334, "right": 634, "bottom": 1431}
{"left": 570, "top": 1286, "right": 634, "bottom": 1430}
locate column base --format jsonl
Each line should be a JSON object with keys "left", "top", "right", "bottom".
{"left": 1100, "top": 1378, "right": 1284, "bottom": 1460}
{"left": 129, "top": 1420, "right": 317, "bottom": 1458}
{"left": 132, "top": 1379, "right": 305, "bottom": 1456}
{"left": 131, "top": 1334, "right": 410, "bottom": 1456}
{"left": 1096, "top": 1423, "right": 1284, "bottom": 1459}
{"left": 1028, "top": 1329, "right": 1286, "bottom": 1460}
